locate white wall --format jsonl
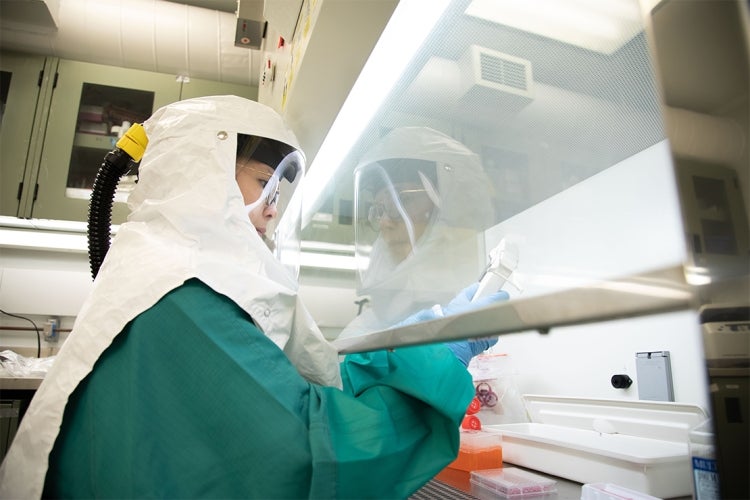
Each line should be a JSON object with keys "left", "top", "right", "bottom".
{"left": 0, "top": 243, "right": 89, "bottom": 352}
{"left": 482, "top": 140, "right": 710, "bottom": 411}
{"left": 0, "top": 225, "right": 357, "bottom": 348}
{"left": 489, "top": 311, "right": 708, "bottom": 408}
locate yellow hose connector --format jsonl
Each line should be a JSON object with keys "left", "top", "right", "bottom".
{"left": 116, "top": 123, "right": 149, "bottom": 161}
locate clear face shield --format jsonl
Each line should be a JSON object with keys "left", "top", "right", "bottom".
{"left": 235, "top": 134, "right": 305, "bottom": 278}
{"left": 341, "top": 127, "right": 499, "bottom": 337}
{"left": 354, "top": 158, "right": 441, "bottom": 290}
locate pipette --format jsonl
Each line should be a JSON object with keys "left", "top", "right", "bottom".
{"left": 472, "top": 239, "right": 519, "bottom": 302}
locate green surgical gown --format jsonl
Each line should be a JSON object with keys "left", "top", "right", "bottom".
{"left": 43, "top": 279, "right": 474, "bottom": 499}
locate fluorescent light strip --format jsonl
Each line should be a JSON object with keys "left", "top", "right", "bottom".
{"left": 301, "top": 0, "right": 451, "bottom": 224}
{"left": 465, "top": 0, "right": 641, "bottom": 55}
{"left": 0, "top": 228, "right": 88, "bottom": 253}
{"left": 300, "top": 240, "right": 355, "bottom": 254}
{"left": 299, "top": 251, "right": 358, "bottom": 271}
{"left": 0, "top": 216, "right": 88, "bottom": 233}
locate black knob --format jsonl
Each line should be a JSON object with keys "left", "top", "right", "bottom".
{"left": 611, "top": 374, "right": 633, "bottom": 389}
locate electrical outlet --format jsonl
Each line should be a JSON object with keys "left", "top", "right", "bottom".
{"left": 43, "top": 318, "right": 59, "bottom": 342}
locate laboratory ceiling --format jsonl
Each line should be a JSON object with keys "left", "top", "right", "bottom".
{"left": 0, "top": 0, "right": 262, "bottom": 87}
{"left": 163, "top": 0, "right": 238, "bottom": 12}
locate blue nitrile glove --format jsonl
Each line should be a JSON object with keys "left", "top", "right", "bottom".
{"left": 443, "top": 282, "right": 510, "bottom": 366}
{"left": 390, "top": 283, "right": 509, "bottom": 366}
{"left": 442, "top": 282, "right": 509, "bottom": 316}
{"left": 391, "top": 306, "right": 443, "bottom": 328}
{"left": 391, "top": 305, "right": 445, "bottom": 328}
{"left": 446, "top": 339, "right": 494, "bottom": 367}
{"left": 394, "top": 282, "right": 510, "bottom": 328}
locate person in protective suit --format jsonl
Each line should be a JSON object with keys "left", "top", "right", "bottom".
{"left": 338, "top": 126, "right": 499, "bottom": 339}
{"left": 0, "top": 96, "right": 504, "bottom": 499}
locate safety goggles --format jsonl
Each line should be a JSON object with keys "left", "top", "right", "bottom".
{"left": 367, "top": 188, "right": 433, "bottom": 230}
{"left": 242, "top": 166, "right": 281, "bottom": 207}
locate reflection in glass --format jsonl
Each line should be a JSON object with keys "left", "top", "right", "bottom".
{"left": 341, "top": 126, "right": 494, "bottom": 338}
{"left": 693, "top": 176, "right": 737, "bottom": 255}
{"left": 304, "top": 0, "right": 673, "bottom": 338}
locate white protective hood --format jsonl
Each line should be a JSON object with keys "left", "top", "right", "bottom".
{"left": 340, "top": 127, "right": 495, "bottom": 338}
{"left": 0, "top": 95, "right": 341, "bottom": 498}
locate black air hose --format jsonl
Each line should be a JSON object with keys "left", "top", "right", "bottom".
{"left": 87, "top": 149, "right": 132, "bottom": 279}
{"left": 87, "top": 124, "right": 148, "bottom": 279}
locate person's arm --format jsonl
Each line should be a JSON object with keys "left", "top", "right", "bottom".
{"left": 328, "top": 344, "right": 474, "bottom": 498}
{"left": 45, "top": 279, "right": 472, "bottom": 499}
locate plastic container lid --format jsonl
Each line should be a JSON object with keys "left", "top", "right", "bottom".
{"left": 581, "top": 482, "right": 661, "bottom": 500}
{"left": 460, "top": 430, "right": 502, "bottom": 451}
{"left": 689, "top": 419, "right": 714, "bottom": 445}
{"left": 470, "top": 467, "right": 557, "bottom": 498}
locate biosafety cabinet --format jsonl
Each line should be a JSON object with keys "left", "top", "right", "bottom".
{"left": 258, "top": 0, "right": 748, "bottom": 496}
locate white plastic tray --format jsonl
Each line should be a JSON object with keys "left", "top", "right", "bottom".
{"left": 484, "top": 395, "right": 707, "bottom": 498}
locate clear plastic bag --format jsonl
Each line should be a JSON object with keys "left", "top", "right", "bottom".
{"left": 468, "top": 353, "right": 528, "bottom": 425}
{"left": 0, "top": 350, "right": 56, "bottom": 377}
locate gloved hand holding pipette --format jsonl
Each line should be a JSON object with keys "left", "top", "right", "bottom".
{"left": 390, "top": 238, "right": 519, "bottom": 365}
{"left": 443, "top": 282, "right": 509, "bottom": 366}
{"left": 392, "top": 282, "right": 509, "bottom": 326}
{"left": 447, "top": 239, "right": 520, "bottom": 364}
{"left": 392, "top": 281, "right": 509, "bottom": 366}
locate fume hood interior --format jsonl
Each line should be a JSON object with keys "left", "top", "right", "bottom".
{"left": 258, "top": 0, "right": 748, "bottom": 337}
{"left": 260, "top": 0, "right": 747, "bottom": 494}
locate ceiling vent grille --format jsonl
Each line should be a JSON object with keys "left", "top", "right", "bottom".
{"left": 459, "top": 45, "right": 534, "bottom": 115}
{"left": 480, "top": 52, "right": 529, "bottom": 91}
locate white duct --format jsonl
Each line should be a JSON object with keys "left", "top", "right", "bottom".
{"left": 403, "top": 55, "right": 746, "bottom": 165}
{"left": 402, "top": 55, "right": 664, "bottom": 149}
{"left": 0, "top": 0, "right": 260, "bottom": 87}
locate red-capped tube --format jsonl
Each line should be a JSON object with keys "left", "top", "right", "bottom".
{"left": 466, "top": 397, "right": 481, "bottom": 415}
{"left": 461, "top": 415, "right": 482, "bottom": 430}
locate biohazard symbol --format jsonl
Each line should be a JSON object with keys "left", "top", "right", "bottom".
{"left": 475, "top": 382, "right": 498, "bottom": 407}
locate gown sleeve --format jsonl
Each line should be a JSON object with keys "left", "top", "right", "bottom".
{"left": 44, "top": 279, "right": 474, "bottom": 499}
